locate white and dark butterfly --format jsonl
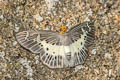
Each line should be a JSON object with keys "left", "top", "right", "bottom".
{"left": 16, "top": 21, "right": 94, "bottom": 68}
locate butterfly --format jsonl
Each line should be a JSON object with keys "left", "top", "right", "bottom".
{"left": 16, "top": 21, "right": 94, "bottom": 68}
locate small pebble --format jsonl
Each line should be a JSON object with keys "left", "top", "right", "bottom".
{"left": 74, "top": 65, "right": 84, "bottom": 72}
{"left": 104, "top": 53, "right": 112, "bottom": 59}
{"left": 0, "top": 15, "right": 3, "bottom": 19}
{"left": 0, "top": 51, "right": 5, "bottom": 59}
{"left": 94, "top": 69, "right": 100, "bottom": 75}
{"left": 102, "top": 29, "right": 107, "bottom": 34}
{"left": 33, "top": 14, "right": 43, "bottom": 22}
{"left": 114, "top": 15, "right": 120, "bottom": 24}
{"left": 117, "top": 30, "right": 120, "bottom": 35}
{"left": 13, "top": 41, "right": 17, "bottom": 46}
{"left": 34, "top": 55, "right": 39, "bottom": 64}
{"left": 45, "top": 0, "right": 59, "bottom": 11}
{"left": 108, "top": 69, "right": 112, "bottom": 77}
{"left": 14, "top": 24, "right": 20, "bottom": 32}
{"left": 91, "top": 48, "right": 97, "bottom": 55}
{"left": 0, "top": 37, "right": 3, "bottom": 44}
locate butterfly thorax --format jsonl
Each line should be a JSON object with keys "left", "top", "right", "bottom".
{"left": 59, "top": 34, "right": 71, "bottom": 46}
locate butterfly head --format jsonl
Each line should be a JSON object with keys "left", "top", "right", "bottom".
{"left": 59, "top": 25, "right": 67, "bottom": 34}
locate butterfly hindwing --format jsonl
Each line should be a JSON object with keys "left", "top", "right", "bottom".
{"left": 39, "top": 41, "right": 65, "bottom": 68}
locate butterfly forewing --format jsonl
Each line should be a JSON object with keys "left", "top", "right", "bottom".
{"left": 16, "top": 30, "right": 42, "bottom": 54}
{"left": 16, "top": 21, "right": 94, "bottom": 68}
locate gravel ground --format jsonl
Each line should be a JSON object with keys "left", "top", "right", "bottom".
{"left": 0, "top": 0, "right": 120, "bottom": 80}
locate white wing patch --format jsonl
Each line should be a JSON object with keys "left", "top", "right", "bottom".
{"left": 70, "top": 31, "right": 86, "bottom": 52}
{"left": 64, "top": 46, "right": 70, "bottom": 53}
{"left": 40, "top": 41, "right": 69, "bottom": 68}
{"left": 69, "top": 31, "right": 88, "bottom": 66}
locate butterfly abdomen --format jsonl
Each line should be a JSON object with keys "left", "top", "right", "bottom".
{"left": 66, "top": 52, "right": 72, "bottom": 61}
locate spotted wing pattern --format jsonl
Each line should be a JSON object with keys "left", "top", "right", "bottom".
{"left": 16, "top": 21, "right": 94, "bottom": 68}
{"left": 68, "top": 21, "right": 94, "bottom": 66}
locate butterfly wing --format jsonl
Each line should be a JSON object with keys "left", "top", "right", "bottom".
{"left": 67, "top": 21, "right": 94, "bottom": 66}
{"left": 16, "top": 30, "right": 69, "bottom": 68}
{"left": 16, "top": 30, "right": 42, "bottom": 54}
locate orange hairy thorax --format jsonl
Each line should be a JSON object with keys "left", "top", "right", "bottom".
{"left": 59, "top": 25, "right": 67, "bottom": 34}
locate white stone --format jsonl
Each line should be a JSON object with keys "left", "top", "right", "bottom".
{"left": 45, "top": 0, "right": 59, "bottom": 11}
{"left": 0, "top": 15, "right": 3, "bottom": 19}
{"left": 20, "top": 58, "right": 33, "bottom": 77}
{"left": 14, "top": 24, "right": 20, "bottom": 32}
{"left": 33, "top": 14, "right": 43, "bottom": 22}
{"left": 104, "top": 53, "right": 112, "bottom": 59}
{"left": 0, "top": 51, "right": 5, "bottom": 59}
{"left": 91, "top": 48, "right": 97, "bottom": 55}
{"left": 74, "top": 65, "right": 84, "bottom": 72}
{"left": 13, "top": 41, "right": 17, "bottom": 46}
{"left": 34, "top": 55, "right": 39, "bottom": 64}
